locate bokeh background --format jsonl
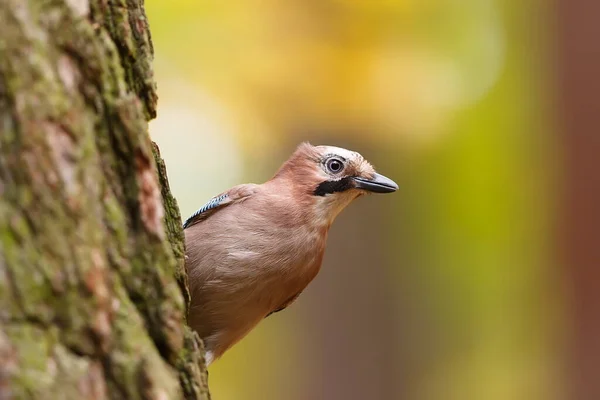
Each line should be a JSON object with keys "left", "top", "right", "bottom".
{"left": 146, "top": 1, "right": 599, "bottom": 399}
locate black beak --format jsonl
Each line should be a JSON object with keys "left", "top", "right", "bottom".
{"left": 352, "top": 173, "right": 398, "bottom": 193}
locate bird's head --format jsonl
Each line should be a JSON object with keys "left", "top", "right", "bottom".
{"left": 272, "top": 142, "right": 398, "bottom": 225}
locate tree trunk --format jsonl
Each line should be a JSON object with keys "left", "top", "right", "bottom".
{"left": 0, "top": 0, "right": 209, "bottom": 399}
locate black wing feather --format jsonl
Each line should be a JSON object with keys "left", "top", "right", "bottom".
{"left": 266, "top": 292, "right": 302, "bottom": 318}
{"left": 183, "top": 193, "right": 229, "bottom": 229}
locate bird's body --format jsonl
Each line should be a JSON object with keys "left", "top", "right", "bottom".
{"left": 184, "top": 143, "right": 397, "bottom": 364}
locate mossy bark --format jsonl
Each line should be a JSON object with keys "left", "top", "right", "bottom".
{"left": 0, "top": 0, "right": 209, "bottom": 398}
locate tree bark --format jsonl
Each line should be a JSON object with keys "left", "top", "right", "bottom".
{"left": 0, "top": 0, "right": 209, "bottom": 399}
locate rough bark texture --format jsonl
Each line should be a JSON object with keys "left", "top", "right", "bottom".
{"left": 0, "top": 0, "right": 209, "bottom": 399}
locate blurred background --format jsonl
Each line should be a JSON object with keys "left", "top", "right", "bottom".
{"left": 147, "top": 1, "right": 599, "bottom": 399}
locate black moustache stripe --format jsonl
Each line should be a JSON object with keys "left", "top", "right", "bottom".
{"left": 313, "top": 177, "right": 354, "bottom": 196}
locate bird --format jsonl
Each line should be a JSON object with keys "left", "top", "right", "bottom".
{"left": 183, "top": 142, "right": 398, "bottom": 365}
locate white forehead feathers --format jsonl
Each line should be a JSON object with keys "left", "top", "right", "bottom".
{"left": 315, "top": 145, "right": 363, "bottom": 162}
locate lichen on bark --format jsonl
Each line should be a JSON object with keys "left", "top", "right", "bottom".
{"left": 0, "top": 0, "right": 209, "bottom": 398}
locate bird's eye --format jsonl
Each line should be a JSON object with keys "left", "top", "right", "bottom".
{"left": 326, "top": 158, "right": 344, "bottom": 174}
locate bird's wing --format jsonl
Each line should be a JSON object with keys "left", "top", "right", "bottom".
{"left": 183, "top": 184, "right": 259, "bottom": 229}
{"left": 266, "top": 291, "right": 302, "bottom": 318}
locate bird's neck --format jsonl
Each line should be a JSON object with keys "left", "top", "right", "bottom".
{"left": 264, "top": 175, "right": 356, "bottom": 230}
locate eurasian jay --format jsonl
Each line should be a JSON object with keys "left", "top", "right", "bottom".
{"left": 184, "top": 142, "right": 398, "bottom": 365}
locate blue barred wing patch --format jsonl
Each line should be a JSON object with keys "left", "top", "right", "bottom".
{"left": 183, "top": 193, "right": 229, "bottom": 228}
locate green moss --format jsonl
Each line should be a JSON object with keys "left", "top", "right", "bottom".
{"left": 0, "top": 0, "right": 208, "bottom": 397}
{"left": 177, "top": 328, "right": 212, "bottom": 400}
{"left": 152, "top": 142, "right": 190, "bottom": 311}
{"left": 4, "top": 325, "right": 56, "bottom": 398}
